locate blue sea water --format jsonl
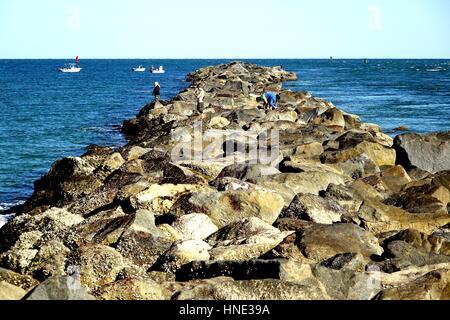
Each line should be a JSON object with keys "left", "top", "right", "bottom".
{"left": 0, "top": 59, "right": 449, "bottom": 211}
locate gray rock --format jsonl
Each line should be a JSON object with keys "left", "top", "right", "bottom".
{"left": 320, "top": 253, "right": 367, "bottom": 272}
{"left": 394, "top": 132, "right": 450, "bottom": 173}
{"left": 173, "top": 277, "right": 330, "bottom": 300}
{"left": 383, "top": 240, "right": 450, "bottom": 269}
{"left": 215, "top": 163, "right": 281, "bottom": 181}
{"left": 25, "top": 276, "right": 95, "bottom": 300}
{"left": 205, "top": 218, "right": 293, "bottom": 261}
{"left": 376, "top": 269, "right": 450, "bottom": 300}
{"left": 311, "top": 265, "right": 381, "bottom": 300}
{"left": 70, "top": 245, "right": 126, "bottom": 291}
{"left": 116, "top": 231, "right": 173, "bottom": 270}
{"left": 94, "top": 278, "right": 169, "bottom": 300}
{"left": 170, "top": 190, "right": 285, "bottom": 228}
{"left": 297, "top": 223, "right": 384, "bottom": 262}
{"left": 151, "top": 240, "right": 211, "bottom": 273}
{"left": 281, "top": 193, "right": 343, "bottom": 224}
{"left": 389, "top": 229, "right": 450, "bottom": 255}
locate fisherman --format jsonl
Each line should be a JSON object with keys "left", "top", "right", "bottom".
{"left": 257, "top": 92, "right": 280, "bottom": 111}
{"left": 153, "top": 82, "right": 161, "bottom": 102}
{"left": 194, "top": 84, "right": 206, "bottom": 114}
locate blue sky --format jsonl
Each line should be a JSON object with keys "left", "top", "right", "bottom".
{"left": 1, "top": 0, "right": 449, "bottom": 58}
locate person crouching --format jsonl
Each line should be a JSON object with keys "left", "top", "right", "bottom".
{"left": 257, "top": 92, "right": 281, "bottom": 111}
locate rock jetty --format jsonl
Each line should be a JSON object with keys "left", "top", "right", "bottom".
{"left": 0, "top": 62, "right": 449, "bottom": 300}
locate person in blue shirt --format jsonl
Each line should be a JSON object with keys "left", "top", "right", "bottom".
{"left": 257, "top": 92, "right": 281, "bottom": 111}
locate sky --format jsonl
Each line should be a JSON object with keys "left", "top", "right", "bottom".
{"left": 0, "top": 0, "right": 449, "bottom": 59}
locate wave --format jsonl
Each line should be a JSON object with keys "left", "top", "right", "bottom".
{"left": 0, "top": 200, "right": 25, "bottom": 211}
{"left": 0, "top": 200, "right": 24, "bottom": 229}
{"left": 427, "top": 68, "right": 447, "bottom": 72}
{"left": 81, "top": 127, "right": 116, "bottom": 133}
{"left": 0, "top": 214, "right": 15, "bottom": 229}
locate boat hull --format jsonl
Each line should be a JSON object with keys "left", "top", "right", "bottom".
{"left": 59, "top": 68, "right": 82, "bottom": 73}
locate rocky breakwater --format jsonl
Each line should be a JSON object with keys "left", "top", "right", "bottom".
{"left": 0, "top": 62, "right": 449, "bottom": 301}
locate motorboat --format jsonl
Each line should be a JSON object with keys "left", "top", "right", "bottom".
{"left": 132, "top": 65, "right": 146, "bottom": 72}
{"left": 151, "top": 66, "right": 165, "bottom": 74}
{"left": 59, "top": 56, "right": 82, "bottom": 73}
{"left": 59, "top": 63, "right": 82, "bottom": 73}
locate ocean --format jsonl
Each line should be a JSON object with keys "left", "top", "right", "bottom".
{"left": 0, "top": 59, "right": 449, "bottom": 217}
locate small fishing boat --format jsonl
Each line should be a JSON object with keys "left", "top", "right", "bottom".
{"left": 151, "top": 66, "right": 165, "bottom": 74}
{"left": 132, "top": 65, "right": 146, "bottom": 72}
{"left": 59, "top": 56, "right": 82, "bottom": 73}
{"left": 59, "top": 64, "right": 82, "bottom": 73}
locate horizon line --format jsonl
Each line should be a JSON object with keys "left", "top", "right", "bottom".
{"left": 1, "top": 57, "right": 449, "bottom": 60}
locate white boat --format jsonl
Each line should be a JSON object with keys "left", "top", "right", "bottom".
{"left": 151, "top": 66, "right": 165, "bottom": 74}
{"left": 132, "top": 65, "right": 146, "bottom": 72}
{"left": 59, "top": 64, "right": 82, "bottom": 73}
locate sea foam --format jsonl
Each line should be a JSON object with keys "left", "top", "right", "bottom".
{"left": 0, "top": 214, "right": 14, "bottom": 229}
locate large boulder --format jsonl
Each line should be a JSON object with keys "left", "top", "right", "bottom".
{"left": 311, "top": 265, "right": 381, "bottom": 300}
{"left": 320, "top": 253, "right": 367, "bottom": 272}
{"left": 384, "top": 181, "right": 450, "bottom": 214}
{"left": 170, "top": 190, "right": 285, "bottom": 228}
{"left": 322, "top": 141, "right": 396, "bottom": 168}
{"left": 0, "top": 267, "right": 39, "bottom": 291}
{"left": 173, "top": 277, "right": 330, "bottom": 300}
{"left": 297, "top": 224, "right": 384, "bottom": 262}
{"left": 358, "top": 199, "right": 450, "bottom": 234}
{"left": 72, "top": 245, "right": 126, "bottom": 291}
{"left": 281, "top": 194, "right": 343, "bottom": 224}
{"left": 130, "top": 183, "right": 213, "bottom": 214}
{"left": 208, "top": 116, "right": 231, "bottom": 129}
{"left": 176, "top": 259, "right": 380, "bottom": 299}
{"left": 0, "top": 281, "right": 28, "bottom": 300}
{"left": 0, "top": 207, "right": 83, "bottom": 253}
{"left": 293, "top": 142, "right": 324, "bottom": 159}
{"left": 94, "top": 278, "right": 169, "bottom": 300}
{"left": 215, "top": 163, "right": 281, "bottom": 181}
{"left": 206, "top": 217, "right": 293, "bottom": 261}
{"left": 172, "top": 214, "right": 218, "bottom": 241}
{"left": 321, "top": 183, "right": 364, "bottom": 218}
{"left": 248, "top": 171, "right": 347, "bottom": 205}
{"left": 72, "top": 206, "right": 128, "bottom": 244}
{"left": 389, "top": 229, "right": 450, "bottom": 256}
{"left": 116, "top": 231, "right": 173, "bottom": 270}
{"left": 377, "top": 240, "right": 450, "bottom": 272}
{"left": 393, "top": 132, "right": 450, "bottom": 173}
{"left": 314, "top": 108, "right": 346, "bottom": 131}
{"left": 25, "top": 276, "right": 96, "bottom": 300}
{"left": 151, "top": 240, "right": 211, "bottom": 273}
{"left": 377, "top": 269, "right": 450, "bottom": 300}
{"left": 27, "top": 239, "right": 71, "bottom": 280}
{"left": 0, "top": 208, "right": 83, "bottom": 274}
{"left": 22, "top": 157, "right": 103, "bottom": 211}
{"left": 264, "top": 110, "right": 298, "bottom": 122}
{"left": 67, "top": 170, "right": 142, "bottom": 216}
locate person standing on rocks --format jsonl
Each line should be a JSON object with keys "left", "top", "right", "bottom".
{"left": 153, "top": 82, "right": 161, "bottom": 102}
{"left": 194, "top": 84, "right": 206, "bottom": 114}
{"left": 257, "top": 92, "right": 280, "bottom": 111}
